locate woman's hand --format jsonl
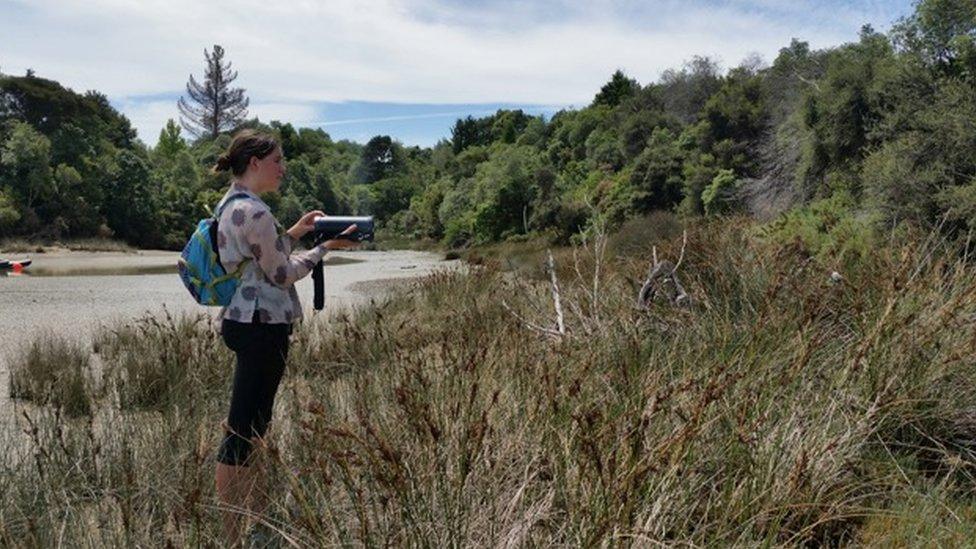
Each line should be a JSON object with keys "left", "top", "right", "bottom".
{"left": 322, "top": 224, "right": 360, "bottom": 250}
{"left": 287, "top": 210, "right": 325, "bottom": 241}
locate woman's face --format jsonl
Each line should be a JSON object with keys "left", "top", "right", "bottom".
{"left": 250, "top": 147, "right": 286, "bottom": 193}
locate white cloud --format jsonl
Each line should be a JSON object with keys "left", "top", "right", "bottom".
{"left": 3, "top": 0, "right": 912, "bottom": 143}
{"left": 4, "top": 0, "right": 911, "bottom": 101}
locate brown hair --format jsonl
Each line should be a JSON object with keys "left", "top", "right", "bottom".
{"left": 212, "top": 130, "right": 279, "bottom": 176}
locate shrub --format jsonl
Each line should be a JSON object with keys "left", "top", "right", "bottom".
{"left": 6, "top": 220, "right": 976, "bottom": 546}
{"left": 701, "top": 168, "right": 739, "bottom": 215}
{"left": 758, "top": 191, "right": 880, "bottom": 264}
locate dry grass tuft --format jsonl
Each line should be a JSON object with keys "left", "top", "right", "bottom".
{"left": 3, "top": 218, "right": 976, "bottom": 546}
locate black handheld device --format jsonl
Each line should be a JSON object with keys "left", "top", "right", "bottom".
{"left": 312, "top": 216, "right": 375, "bottom": 244}
{"left": 310, "top": 215, "right": 374, "bottom": 311}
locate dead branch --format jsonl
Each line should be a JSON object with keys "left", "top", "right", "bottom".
{"left": 502, "top": 299, "right": 565, "bottom": 339}
{"left": 592, "top": 227, "right": 607, "bottom": 324}
{"left": 673, "top": 230, "right": 688, "bottom": 273}
{"left": 637, "top": 229, "right": 691, "bottom": 309}
{"left": 547, "top": 249, "right": 566, "bottom": 335}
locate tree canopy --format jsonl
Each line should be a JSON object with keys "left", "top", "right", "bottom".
{"left": 3, "top": 0, "right": 974, "bottom": 250}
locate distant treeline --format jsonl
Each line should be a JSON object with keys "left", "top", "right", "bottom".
{"left": 1, "top": 0, "right": 974, "bottom": 251}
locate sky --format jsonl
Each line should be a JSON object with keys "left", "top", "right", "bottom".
{"left": 1, "top": 0, "right": 916, "bottom": 147}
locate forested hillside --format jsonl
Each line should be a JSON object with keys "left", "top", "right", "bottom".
{"left": 1, "top": 0, "right": 973, "bottom": 252}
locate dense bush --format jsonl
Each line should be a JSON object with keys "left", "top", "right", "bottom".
{"left": 758, "top": 192, "right": 881, "bottom": 266}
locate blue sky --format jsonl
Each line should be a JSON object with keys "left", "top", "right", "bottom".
{"left": 2, "top": 0, "right": 916, "bottom": 147}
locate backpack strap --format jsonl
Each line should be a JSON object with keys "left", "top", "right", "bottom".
{"left": 210, "top": 192, "right": 255, "bottom": 274}
{"left": 214, "top": 192, "right": 253, "bottom": 220}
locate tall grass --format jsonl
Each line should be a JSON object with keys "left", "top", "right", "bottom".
{"left": 8, "top": 334, "right": 93, "bottom": 417}
{"left": 3, "top": 218, "right": 976, "bottom": 546}
{"left": 92, "top": 308, "right": 231, "bottom": 411}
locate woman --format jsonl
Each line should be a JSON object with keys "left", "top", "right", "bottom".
{"left": 210, "top": 129, "right": 356, "bottom": 543}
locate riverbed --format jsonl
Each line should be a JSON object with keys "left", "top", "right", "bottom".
{"left": 0, "top": 249, "right": 456, "bottom": 434}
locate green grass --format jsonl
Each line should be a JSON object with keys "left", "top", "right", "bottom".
{"left": 3, "top": 218, "right": 976, "bottom": 546}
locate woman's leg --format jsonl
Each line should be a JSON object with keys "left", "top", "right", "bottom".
{"left": 215, "top": 459, "right": 255, "bottom": 545}
{"left": 215, "top": 320, "right": 289, "bottom": 545}
{"left": 216, "top": 319, "right": 262, "bottom": 545}
{"left": 247, "top": 327, "right": 289, "bottom": 519}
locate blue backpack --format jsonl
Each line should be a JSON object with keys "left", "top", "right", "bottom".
{"left": 177, "top": 193, "right": 252, "bottom": 306}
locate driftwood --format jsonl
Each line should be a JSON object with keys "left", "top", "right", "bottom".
{"left": 637, "top": 231, "right": 691, "bottom": 309}
{"left": 637, "top": 260, "right": 689, "bottom": 308}
{"left": 501, "top": 248, "right": 570, "bottom": 340}
{"left": 502, "top": 227, "right": 693, "bottom": 339}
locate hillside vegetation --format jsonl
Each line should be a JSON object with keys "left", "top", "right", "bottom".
{"left": 1, "top": 0, "right": 974, "bottom": 253}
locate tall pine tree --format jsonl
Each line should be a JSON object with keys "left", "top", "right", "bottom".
{"left": 177, "top": 45, "right": 249, "bottom": 140}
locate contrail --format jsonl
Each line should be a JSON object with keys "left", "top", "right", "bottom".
{"left": 309, "top": 105, "right": 566, "bottom": 127}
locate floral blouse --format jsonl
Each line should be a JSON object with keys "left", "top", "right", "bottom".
{"left": 215, "top": 183, "right": 327, "bottom": 324}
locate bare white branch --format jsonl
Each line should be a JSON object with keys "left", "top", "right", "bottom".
{"left": 547, "top": 249, "right": 566, "bottom": 335}
{"left": 502, "top": 300, "right": 565, "bottom": 338}
{"left": 672, "top": 229, "right": 688, "bottom": 274}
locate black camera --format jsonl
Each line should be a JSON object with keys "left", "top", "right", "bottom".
{"left": 312, "top": 215, "right": 375, "bottom": 243}
{"left": 310, "top": 215, "right": 375, "bottom": 311}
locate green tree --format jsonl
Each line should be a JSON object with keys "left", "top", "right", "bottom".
{"left": 156, "top": 150, "right": 203, "bottom": 248}
{"left": 893, "top": 0, "right": 976, "bottom": 71}
{"left": 593, "top": 70, "right": 640, "bottom": 108}
{"left": 798, "top": 28, "right": 896, "bottom": 195}
{"left": 766, "top": 39, "right": 827, "bottom": 126}
{"left": 659, "top": 56, "right": 723, "bottom": 123}
{"left": 438, "top": 177, "right": 477, "bottom": 246}
{"left": 545, "top": 107, "right": 609, "bottom": 169}
{"left": 103, "top": 151, "right": 161, "bottom": 247}
{"left": 698, "top": 65, "right": 768, "bottom": 176}
{"left": 451, "top": 116, "right": 492, "bottom": 154}
{"left": 616, "top": 91, "right": 673, "bottom": 162}
{"left": 628, "top": 128, "right": 685, "bottom": 213}
{"left": 371, "top": 175, "right": 423, "bottom": 221}
{"left": 0, "top": 121, "right": 53, "bottom": 210}
{"left": 679, "top": 152, "right": 718, "bottom": 216}
{"left": 702, "top": 169, "right": 739, "bottom": 215}
{"left": 53, "top": 163, "right": 102, "bottom": 235}
{"left": 0, "top": 75, "right": 135, "bottom": 148}
{"left": 490, "top": 110, "right": 532, "bottom": 144}
{"left": 155, "top": 119, "right": 187, "bottom": 159}
{"left": 354, "top": 135, "right": 405, "bottom": 184}
{"left": 0, "top": 188, "right": 21, "bottom": 233}
{"left": 470, "top": 145, "right": 542, "bottom": 241}
{"left": 410, "top": 177, "right": 448, "bottom": 238}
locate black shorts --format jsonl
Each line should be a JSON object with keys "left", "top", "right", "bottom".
{"left": 217, "top": 317, "right": 291, "bottom": 466}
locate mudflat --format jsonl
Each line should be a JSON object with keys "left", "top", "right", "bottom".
{"left": 0, "top": 249, "right": 456, "bottom": 432}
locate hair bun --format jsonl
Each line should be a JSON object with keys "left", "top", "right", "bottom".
{"left": 214, "top": 154, "right": 232, "bottom": 172}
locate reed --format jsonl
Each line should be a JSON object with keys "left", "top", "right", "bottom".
{"left": 8, "top": 333, "right": 94, "bottom": 418}
{"left": 3, "top": 218, "right": 976, "bottom": 546}
{"left": 92, "top": 308, "right": 230, "bottom": 411}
